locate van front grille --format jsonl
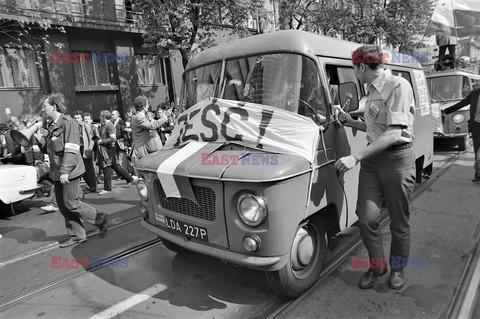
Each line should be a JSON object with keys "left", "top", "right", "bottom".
{"left": 154, "top": 179, "right": 216, "bottom": 221}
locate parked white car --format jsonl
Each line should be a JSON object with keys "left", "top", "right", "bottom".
{"left": 0, "top": 165, "right": 42, "bottom": 206}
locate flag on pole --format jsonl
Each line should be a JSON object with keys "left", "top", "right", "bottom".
{"left": 425, "top": 0, "right": 480, "bottom": 38}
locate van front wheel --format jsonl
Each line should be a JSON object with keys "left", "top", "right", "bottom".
{"left": 265, "top": 217, "right": 327, "bottom": 298}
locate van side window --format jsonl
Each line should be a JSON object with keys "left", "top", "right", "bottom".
{"left": 325, "top": 65, "right": 362, "bottom": 104}
{"left": 391, "top": 70, "right": 413, "bottom": 87}
{"left": 299, "top": 57, "right": 328, "bottom": 124}
{"left": 390, "top": 70, "right": 417, "bottom": 104}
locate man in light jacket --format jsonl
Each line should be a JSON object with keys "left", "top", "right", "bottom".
{"left": 130, "top": 96, "right": 168, "bottom": 170}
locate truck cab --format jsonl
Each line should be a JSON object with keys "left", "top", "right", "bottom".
{"left": 426, "top": 69, "right": 480, "bottom": 150}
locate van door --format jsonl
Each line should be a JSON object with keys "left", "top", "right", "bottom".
{"left": 316, "top": 57, "right": 366, "bottom": 230}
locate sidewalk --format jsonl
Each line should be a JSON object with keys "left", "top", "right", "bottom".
{"left": 279, "top": 147, "right": 480, "bottom": 318}
{"left": 0, "top": 178, "right": 142, "bottom": 266}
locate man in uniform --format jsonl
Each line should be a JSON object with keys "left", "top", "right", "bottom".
{"left": 38, "top": 94, "right": 108, "bottom": 247}
{"left": 335, "top": 45, "right": 416, "bottom": 290}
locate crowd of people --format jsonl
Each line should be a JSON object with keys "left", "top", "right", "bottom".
{"left": 0, "top": 95, "right": 177, "bottom": 214}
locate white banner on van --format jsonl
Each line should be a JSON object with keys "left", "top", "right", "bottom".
{"left": 164, "top": 98, "right": 320, "bottom": 164}
{"left": 157, "top": 98, "right": 320, "bottom": 199}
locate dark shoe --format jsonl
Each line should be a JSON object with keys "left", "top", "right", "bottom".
{"left": 99, "top": 213, "right": 109, "bottom": 237}
{"left": 60, "top": 237, "right": 87, "bottom": 248}
{"left": 84, "top": 189, "right": 97, "bottom": 194}
{"left": 358, "top": 268, "right": 388, "bottom": 289}
{"left": 388, "top": 270, "right": 405, "bottom": 290}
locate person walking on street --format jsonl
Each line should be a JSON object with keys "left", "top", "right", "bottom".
{"left": 444, "top": 87, "right": 480, "bottom": 181}
{"left": 72, "top": 111, "right": 98, "bottom": 193}
{"left": 130, "top": 96, "right": 167, "bottom": 170}
{"left": 38, "top": 93, "right": 108, "bottom": 247}
{"left": 97, "top": 110, "right": 136, "bottom": 195}
{"left": 83, "top": 112, "right": 99, "bottom": 191}
{"left": 112, "top": 110, "right": 129, "bottom": 172}
{"left": 335, "top": 45, "right": 416, "bottom": 290}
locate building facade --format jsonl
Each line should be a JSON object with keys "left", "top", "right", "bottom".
{"left": 0, "top": 0, "right": 183, "bottom": 122}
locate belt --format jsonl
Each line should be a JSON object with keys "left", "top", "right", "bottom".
{"left": 385, "top": 142, "right": 413, "bottom": 151}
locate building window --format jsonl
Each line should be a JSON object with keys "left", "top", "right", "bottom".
{"left": 135, "top": 55, "right": 166, "bottom": 85}
{"left": 73, "top": 51, "right": 114, "bottom": 86}
{"left": 0, "top": 48, "right": 41, "bottom": 88}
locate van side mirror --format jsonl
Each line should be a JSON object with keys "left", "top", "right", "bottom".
{"left": 338, "top": 82, "right": 359, "bottom": 112}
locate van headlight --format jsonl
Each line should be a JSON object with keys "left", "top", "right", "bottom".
{"left": 452, "top": 114, "right": 464, "bottom": 124}
{"left": 137, "top": 179, "right": 148, "bottom": 200}
{"left": 237, "top": 193, "right": 267, "bottom": 226}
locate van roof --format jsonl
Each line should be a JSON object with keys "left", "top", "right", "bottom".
{"left": 186, "top": 30, "right": 423, "bottom": 71}
{"left": 425, "top": 69, "right": 480, "bottom": 79}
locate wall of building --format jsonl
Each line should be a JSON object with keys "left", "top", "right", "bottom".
{"left": 0, "top": 26, "right": 179, "bottom": 122}
{"left": 43, "top": 31, "right": 80, "bottom": 114}
{"left": 0, "top": 35, "right": 50, "bottom": 122}
{"left": 133, "top": 43, "right": 170, "bottom": 111}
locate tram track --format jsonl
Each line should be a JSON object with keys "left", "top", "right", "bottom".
{"left": 0, "top": 238, "right": 163, "bottom": 310}
{"left": 0, "top": 148, "right": 466, "bottom": 317}
{"left": 258, "top": 147, "right": 466, "bottom": 319}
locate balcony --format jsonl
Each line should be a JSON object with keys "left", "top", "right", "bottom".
{"left": 0, "top": 0, "right": 144, "bottom": 33}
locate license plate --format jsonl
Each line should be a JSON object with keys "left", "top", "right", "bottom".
{"left": 165, "top": 216, "right": 209, "bottom": 243}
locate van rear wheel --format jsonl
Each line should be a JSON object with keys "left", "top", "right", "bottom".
{"left": 265, "top": 217, "right": 327, "bottom": 298}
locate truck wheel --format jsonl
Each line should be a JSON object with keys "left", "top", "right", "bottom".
{"left": 160, "top": 237, "right": 188, "bottom": 254}
{"left": 457, "top": 136, "right": 468, "bottom": 151}
{"left": 265, "top": 217, "right": 327, "bottom": 297}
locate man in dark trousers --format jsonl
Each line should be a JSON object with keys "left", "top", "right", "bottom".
{"left": 335, "top": 45, "right": 416, "bottom": 290}
{"left": 444, "top": 87, "right": 480, "bottom": 181}
{"left": 111, "top": 110, "right": 129, "bottom": 172}
{"left": 97, "top": 110, "right": 136, "bottom": 195}
{"left": 39, "top": 94, "right": 108, "bottom": 247}
{"left": 72, "top": 110, "right": 97, "bottom": 193}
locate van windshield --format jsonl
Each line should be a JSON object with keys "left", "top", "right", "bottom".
{"left": 182, "top": 53, "right": 327, "bottom": 123}
{"left": 428, "top": 75, "right": 471, "bottom": 102}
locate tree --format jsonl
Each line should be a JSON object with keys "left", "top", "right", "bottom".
{"left": 0, "top": 6, "right": 66, "bottom": 51}
{"left": 378, "top": 0, "right": 434, "bottom": 53}
{"left": 277, "top": 0, "right": 434, "bottom": 53}
{"left": 277, "top": 0, "right": 317, "bottom": 30}
{"left": 137, "top": 0, "right": 268, "bottom": 68}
